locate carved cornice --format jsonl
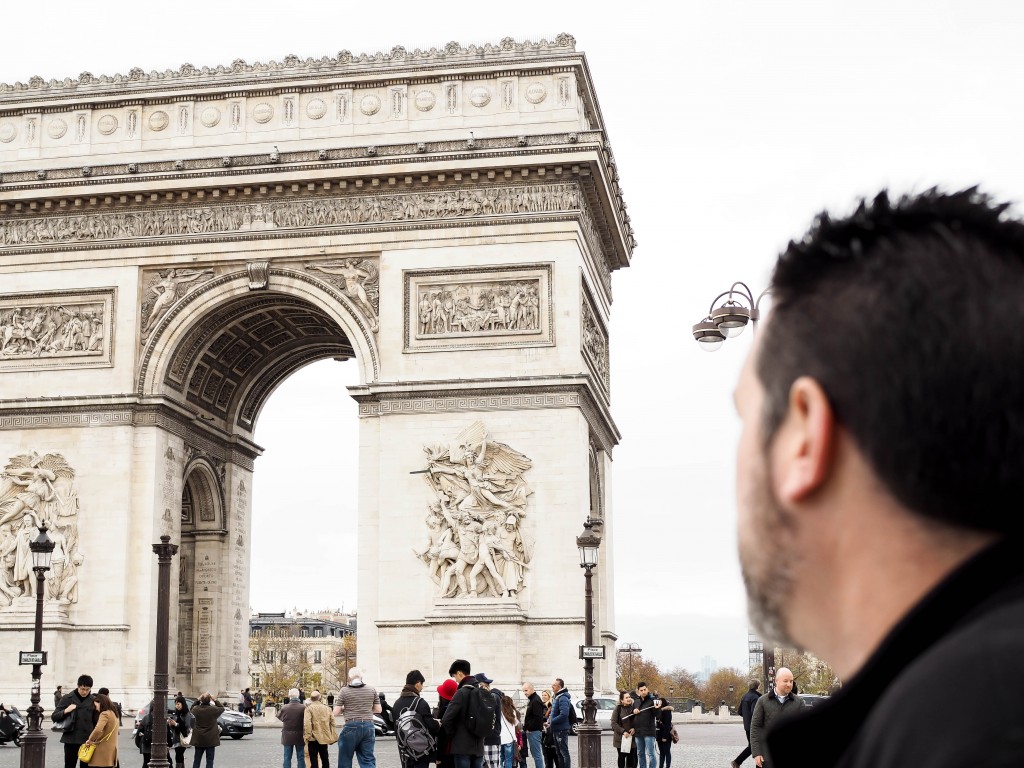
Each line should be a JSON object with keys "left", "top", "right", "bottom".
{"left": 0, "top": 35, "right": 578, "bottom": 99}
{"left": 350, "top": 375, "right": 619, "bottom": 451}
{"left": 0, "top": 398, "right": 260, "bottom": 469}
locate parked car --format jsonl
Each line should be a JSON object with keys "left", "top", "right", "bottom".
{"left": 133, "top": 696, "right": 253, "bottom": 745}
{"left": 571, "top": 697, "right": 618, "bottom": 734}
{"left": 799, "top": 694, "right": 830, "bottom": 708}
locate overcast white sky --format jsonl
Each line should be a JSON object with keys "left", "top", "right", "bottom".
{"left": 7, "top": 0, "right": 1024, "bottom": 674}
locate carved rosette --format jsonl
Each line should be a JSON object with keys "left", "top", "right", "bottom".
{"left": 415, "top": 422, "right": 534, "bottom": 600}
{"left": 0, "top": 451, "right": 84, "bottom": 611}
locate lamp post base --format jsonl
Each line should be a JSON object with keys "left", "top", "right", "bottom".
{"left": 577, "top": 724, "right": 602, "bottom": 768}
{"left": 19, "top": 729, "right": 45, "bottom": 768}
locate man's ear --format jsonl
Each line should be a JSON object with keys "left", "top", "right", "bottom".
{"left": 772, "top": 376, "right": 836, "bottom": 503}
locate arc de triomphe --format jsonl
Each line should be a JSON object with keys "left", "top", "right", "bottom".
{"left": 0, "top": 35, "right": 632, "bottom": 706}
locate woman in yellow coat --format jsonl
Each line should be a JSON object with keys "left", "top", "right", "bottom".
{"left": 84, "top": 693, "right": 119, "bottom": 768}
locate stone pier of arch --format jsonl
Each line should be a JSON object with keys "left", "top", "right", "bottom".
{"left": 0, "top": 35, "right": 633, "bottom": 707}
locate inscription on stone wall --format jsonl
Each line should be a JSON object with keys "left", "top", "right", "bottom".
{"left": 405, "top": 265, "right": 553, "bottom": 352}
{"left": 176, "top": 597, "right": 193, "bottom": 674}
{"left": 230, "top": 478, "right": 248, "bottom": 672}
{"left": 196, "top": 597, "right": 213, "bottom": 673}
{"left": 0, "top": 290, "right": 114, "bottom": 370}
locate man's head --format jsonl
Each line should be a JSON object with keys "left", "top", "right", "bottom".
{"left": 522, "top": 682, "right": 535, "bottom": 697}
{"left": 310, "top": 691, "right": 321, "bottom": 701}
{"left": 774, "top": 669, "right": 794, "bottom": 698}
{"left": 736, "top": 188, "right": 1024, "bottom": 648}
{"left": 76, "top": 675, "right": 93, "bottom": 697}
{"left": 551, "top": 678, "right": 564, "bottom": 693}
{"left": 406, "top": 670, "right": 426, "bottom": 690}
{"left": 748, "top": 680, "right": 760, "bottom": 692}
{"left": 636, "top": 683, "right": 648, "bottom": 698}
{"left": 348, "top": 668, "right": 362, "bottom": 683}
{"left": 449, "top": 659, "right": 471, "bottom": 682}
{"left": 288, "top": 688, "right": 300, "bottom": 701}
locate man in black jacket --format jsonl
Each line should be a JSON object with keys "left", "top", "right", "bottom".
{"left": 441, "top": 659, "right": 485, "bottom": 768}
{"left": 52, "top": 673, "right": 95, "bottom": 768}
{"left": 393, "top": 669, "right": 441, "bottom": 768}
{"left": 731, "top": 680, "right": 760, "bottom": 767}
{"left": 521, "top": 683, "right": 546, "bottom": 768}
{"left": 733, "top": 188, "right": 1024, "bottom": 766}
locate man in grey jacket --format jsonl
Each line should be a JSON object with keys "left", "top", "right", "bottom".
{"left": 749, "top": 669, "right": 804, "bottom": 768}
{"left": 278, "top": 687, "right": 306, "bottom": 768}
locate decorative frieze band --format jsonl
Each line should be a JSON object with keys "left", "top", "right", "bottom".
{"left": 358, "top": 392, "right": 581, "bottom": 417}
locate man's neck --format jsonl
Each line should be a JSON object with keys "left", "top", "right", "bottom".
{"left": 792, "top": 502, "right": 998, "bottom": 678}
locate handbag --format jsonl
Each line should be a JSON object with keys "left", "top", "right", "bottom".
{"left": 620, "top": 733, "right": 634, "bottom": 753}
{"left": 51, "top": 712, "right": 74, "bottom": 732}
{"left": 670, "top": 727, "right": 679, "bottom": 744}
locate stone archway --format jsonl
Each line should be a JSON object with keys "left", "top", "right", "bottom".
{"left": 0, "top": 35, "right": 632, "bottom": 708}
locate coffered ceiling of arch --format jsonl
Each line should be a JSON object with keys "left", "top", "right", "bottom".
{"left": 164, "top": 293, "right": 353, "bottom": 431}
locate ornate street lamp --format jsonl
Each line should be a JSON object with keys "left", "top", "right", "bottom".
{"left": 20, "top": 524, "right": 54, "bottom": 768}
{"left": 576, "top": 517, "right": 602, "bottom": 768}
{"left": 692, "top": 282, "right": 771, "bottom": 351}
{"left": 148, "top": 535, "right": 179, "bottom": 768}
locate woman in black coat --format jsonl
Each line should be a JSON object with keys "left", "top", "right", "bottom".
{"left": 167, "top": 696, "right": 192, "bottom": 768}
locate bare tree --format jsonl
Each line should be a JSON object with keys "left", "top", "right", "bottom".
{"left": 248, "top": 623, "right": 312, "bottom": 702}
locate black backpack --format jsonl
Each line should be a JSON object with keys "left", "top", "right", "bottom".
{"left": 396, "top": 696, "right": 436, "bottom": 761}
{"left": 567, "top": 698, "right": 578, "bottom": 725}
{"left": 465, "top": 685, "right": 498, "bottom": 738}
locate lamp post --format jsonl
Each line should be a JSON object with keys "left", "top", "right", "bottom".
{"left": 576, "top": 517, "right": 602, "bottom": 768}
{"left": 20, "top": 524, "right": 54, "bottom": 768}
{"left": 148, "top": 535, "right": 178, "bottom": 768}
{"left": 620, "top": 642, "right": 642, "bottom": 692}
{"left": 691, "top": 281, "right": 771, "bottom": 351}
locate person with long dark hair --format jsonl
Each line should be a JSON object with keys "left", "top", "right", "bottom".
{"left": 611, "top": 691, "right": 637, "bottom": 768}
{"left": 168, "top": 696, "right": 191, "bottom": 768}
{"left": 83, "top": 694, "right": 119, "bottom": 768}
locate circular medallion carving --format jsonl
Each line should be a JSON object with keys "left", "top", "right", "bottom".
{"left": 0, "top": 123, "right": 17, "bottom": 143}
{"left": 469, "top": 87, "right": 491, "bottom": 108}
{"left": 306, "top": 98, "right": 327, "bottom": 120}
{"left": 47, "top": 118, "right": 68, "bottom": 140}
{"left": 148, "top": 110, "right": 169, "bottom": 132}
{"left": 97, "top": 114, "right": 118, "bottom": 135}
{"left": 360, "top": 95, "right": 381, "bottom": 116}
{"left": 525, "top": 83, "right": 547, "bottom": 104}
{"left": 414, "top": 90, "right": 436, "bottom": 112}
{"left": 200, "top": 107, "right": 221, "bottom": 128}
{"left": 252, "top": 103, "right": 274, "bottom": 124}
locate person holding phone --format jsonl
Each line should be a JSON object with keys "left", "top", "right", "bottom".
{"left": 630, "top": 684, "right": 661, "bottom": 768}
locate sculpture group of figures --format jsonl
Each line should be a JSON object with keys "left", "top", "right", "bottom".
{"left": 0, "top": 452, "right": 83, "bottom": 608}
{"left": 0, "top": 304, "right": 105, "bottom": 358}
{"left": 0, "top": 183, "right": 583, "bottom": 247}
{"left": 418, "top": 281, "right": 540, "bottom": 336}
{"left": 414, "top": 422, "right": 534, "bottom": 599}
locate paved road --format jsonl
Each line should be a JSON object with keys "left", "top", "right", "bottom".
{"left": 0, "top": 725, "right": 748, "bottom": 768}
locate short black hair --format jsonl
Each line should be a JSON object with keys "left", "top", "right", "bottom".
{"left": 406, "top": 669, "right": 426, "bottom": 686}
{"left": 760, "top": 188, "right": 1024, "bottom": 535}
{"left": 77, "top": 675, "right": 93, "bottom": 687}
{"left": 449, "top": 659, "right": 471, "bottom": 677}
{"left": 636, "top": 681, "right": 647, "bottom": 689}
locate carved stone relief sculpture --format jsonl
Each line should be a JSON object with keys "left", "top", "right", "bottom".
{"left": 0, "top": 290, "right": 113, "bottom": 370}
{"left": 416, "top": 278, "right": 541, "bottom": 337}
{"left": 581, "top": 290, "right": 610, "bottom": 394}
{"left": 305, "top": 258, "right": 379, "bottom": 332}
{"left": 0, "top": 451, "right": 84, "bottom": 610}
{"left": 140, "top": 267, "right": 215, "bottom": 341}
{"left": 414, "top": 422, "right": 534, "bottom": 600}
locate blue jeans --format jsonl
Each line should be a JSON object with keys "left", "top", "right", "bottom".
{"left": 192, "top": 746, "right": 216, "bottom": 768}
{"left": 636, "top": 736, "right": 657, "bottom": 768}
{"left": 338, "top": 720, "right": 376, "bottom": 768}
{"left": 526, "top": 731, "right": 544, "bottom": 768}
{"left": 454, "top": 755, "right": 484, "bottom": 768}
{"left": 284, "top": 743, "right": 303, "bottom": 767}
{"left": 552, "top": 730, "right": 571, "bottom": 768}
{"left": 501, "top": 743, "right": 515, "bottom": 768}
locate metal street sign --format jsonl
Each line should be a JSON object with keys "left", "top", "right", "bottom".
{"left": 579, "top": 645, "right": 605, "bottom": 659}
{"left": 19, "top": 651, "right": 46, "bottom": 665}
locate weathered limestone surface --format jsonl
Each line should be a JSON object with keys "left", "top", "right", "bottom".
{"left": 0, "top": 34, "right": 630, "bottom": 706}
